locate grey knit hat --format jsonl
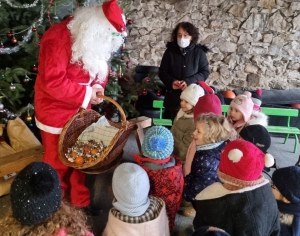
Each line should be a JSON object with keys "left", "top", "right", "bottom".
{"left": 10, "top": 162, "right": 62, "bottom": 225}
{"left": 112, "top": 163, "right": 150, "bottom": 217}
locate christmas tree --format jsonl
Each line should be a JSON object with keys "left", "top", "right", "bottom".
{"left": 0, "top": 0, "right": 78, "bottom": 120}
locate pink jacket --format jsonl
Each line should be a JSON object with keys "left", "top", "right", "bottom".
{"left": 34, "top": 18, "right": 107, "bottom": 134}
{"left": 183, "top": 140, "right": 196, "bottom": 176}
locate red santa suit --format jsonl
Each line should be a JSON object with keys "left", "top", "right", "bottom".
{"left": 34, "top": 17, "right": 107, "bottom": 207}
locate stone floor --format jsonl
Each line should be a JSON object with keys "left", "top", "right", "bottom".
{"left": 0, "top": 133, "right": 299, "bottom": 236}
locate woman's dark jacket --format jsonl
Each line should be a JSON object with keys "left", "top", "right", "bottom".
{"left": 159, "top": 41, "right": 210, "bottom": 114}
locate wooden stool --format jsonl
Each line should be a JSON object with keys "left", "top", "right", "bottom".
{"left": 130, "top": 116, "right": 152, "bottom": 155}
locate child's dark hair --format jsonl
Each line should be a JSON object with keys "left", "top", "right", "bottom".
{"left": 171, "top": 22, "right": 199, "bottom": 44}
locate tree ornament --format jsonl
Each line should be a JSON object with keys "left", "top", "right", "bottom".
{"left": 38, "top": 34, "right": 43, "bottom": 39}
{"left": 121, "top": 43, "right": 125, "bottom": 51}
{"left": 1, "top": 74, "right": 5, "bottom": 79}
{"left": 53, "top": 15, "right": 59, "bottom": 20}
{"left": 145, "top": 77, "right": 150, "bottom": 83}
{"left": 0, "top": 42, "right": 4, "bottom": 48}
{"left": 0, "top": 103, "right": 4, "bottom": 110}
{"left": 24, "top": 75, "right": 30, "bottom": 83}
{"left": 25, "top": 115, "right": 33, "bottom": 123}
{"left": 32, "top": 65, "right": 38, "bottom": 71}
{"left": 142, "top": 89, "right": 147, "bottom": 95}
{"left": 121, "top": 55, "right": 125, "bottom": 60}
{"left": 9, "top": 83, "right": 16, "bottom": 91}
{"left": 127, "top": 19, "right": 133, "bottom": 25}
{"left": 11, "top": 37, "right": 18, "bottom": 44}
{"left": 156, "top": 91, "right": 161, "bottom": 97}
{"left": 32, "top": 26, "right": 37, "bottom": 32}
{"left": 7, "top": 32, "right": 13, "bottom": 37}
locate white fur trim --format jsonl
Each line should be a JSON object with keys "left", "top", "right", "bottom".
{"left": 264, "top": 153, "right": 275, "bottom": 167}
{"left": 228, "top": 149, "right": 243, "bottom": 163}
{"left": 82, "top": 86, "right": 92, "bottom": 109}
{"left": 248, "top": 111, "right": 268, "bottom": 127}
{"left": 251, "top": 97, "right": 262, "bottom": 106}
{"left": 195, "top": 179, "right": 270, "bottom": 200}
{"left": 35, "top": 117, "right": 63, "bottom": 134}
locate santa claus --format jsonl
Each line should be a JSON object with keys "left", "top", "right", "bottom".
{"left": 34, "top": 0, "right": 126, "bottom": 213}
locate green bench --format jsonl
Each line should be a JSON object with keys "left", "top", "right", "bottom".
{"left": 152, "top": 100, "right": 172, "bottom": 126}
{"left": 222, "top": 105, "right": 300, "bottom": 153}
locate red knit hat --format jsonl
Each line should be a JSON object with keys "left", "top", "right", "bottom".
{"left": 193, "top": 94, "right": 222, "bottom": 121}
{"left": 102, "top": 0, "right": 126, "bottom": 33}
{"left": 219, "top": 140, "right": 274, "bottom": 181}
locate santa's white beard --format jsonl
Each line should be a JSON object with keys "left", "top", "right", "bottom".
{"left": 68, "top": 6, "right": 124, "bottom": 82}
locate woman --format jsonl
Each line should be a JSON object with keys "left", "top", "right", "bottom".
{"left": 159, "top": 22, "right": 210, "bottom": 121}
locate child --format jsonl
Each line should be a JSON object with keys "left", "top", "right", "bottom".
{"left": 0, "top": 162, "right": 93, "bottom": 236}
{"left": 133, "top": 126, "right": 184, "bottom": 232}
{"left": 193, "top": 140, "right": 279, "bottom": 235}
{"left": 171, "top": 84, "right": 204, "bottom": 162}
{"left": 271, "top": 166, "right": 300, "bottom": 236}
{"left": 182, "top": 113, "right": 232, "bottom": 217}
{"left": 103, "top": 163, "right": 169, "bottom": 236}
{"left": 227, "top": 91, "right": 254, "bottom": 133}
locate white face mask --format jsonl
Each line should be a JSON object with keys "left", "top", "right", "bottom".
{"left": 177, "top": 37, "right": 190, "bottom": 48}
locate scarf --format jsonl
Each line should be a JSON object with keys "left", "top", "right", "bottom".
{"left": 196, "top": 141, "right": 224, "bottom": 151}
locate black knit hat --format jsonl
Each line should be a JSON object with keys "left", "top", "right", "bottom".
{"left": 10, "top": 162, "right": 62, "bottom": 225}
{"left": 272, "top": 166, "right": 300, "bottom": 204}
{"left": 239, "top": 125, "right": 271, "bottom": 153}
{"left": 192, "top": 226, "right": 231, "bottom": 236}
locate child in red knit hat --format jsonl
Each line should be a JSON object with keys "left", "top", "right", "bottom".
{"left": 193, "top": 140, "right": 279, "bottom": 236}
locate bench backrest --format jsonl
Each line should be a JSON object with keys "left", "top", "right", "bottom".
{"left": 153, "top": 100, "right": 164, "bottom": 119}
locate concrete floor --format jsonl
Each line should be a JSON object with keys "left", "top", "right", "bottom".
{"left": 0, "top": 133, "right": 299, "bottom": 236}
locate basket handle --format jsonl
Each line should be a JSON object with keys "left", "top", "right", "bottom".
{"left": 97, "top": 94, "right": 127, "bottom": 128}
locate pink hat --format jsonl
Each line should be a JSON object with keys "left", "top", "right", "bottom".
{"left": 229, "top": 91, "right": 254, "bottom": 122}
{"left": 193, "top": 94, "right": 222, "bottom": 121}
{"left": 102, "top": 0, "right": 126, "bottom": 34}
{"left": 219, "top": 140, "right": 274, "bottom": 182}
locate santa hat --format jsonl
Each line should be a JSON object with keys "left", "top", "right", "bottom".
{"left": 180, "top": 84, "right": 205, "bottom": 106}
{"left": 228, "top": 91, "right": 254, "bottom": 122}
{"left": 219, "top": 140, "right": 274, "bottom": 185}
{"left": 239, "top": 125, "right": 271, "bottom": 153}
{"left": 101, "top": 0, "right": 127, "bottom": 36}
{"left": 251, "top": 89, "right": 262, "bottom": 111}
{"left": 194, "top": 94, "right": 222, "bottom": 121}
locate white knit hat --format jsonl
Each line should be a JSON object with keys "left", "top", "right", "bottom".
{"left": 180, "top": 84, "right": 205, "bottom": 106}
{"left": 112, "top": 163, "right": 150, "bottom": 217}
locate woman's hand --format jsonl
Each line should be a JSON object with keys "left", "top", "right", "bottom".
{"left": 173, "top": 80, "right": 186, "bottom": 90}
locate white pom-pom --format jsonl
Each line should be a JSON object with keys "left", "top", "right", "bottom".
{"left": 264, "top": 153, "right": 274, "bottom": 167}
{"left": 228, "top": 149, "right": 243, "bottom": 163}
{"left": 122, "top": 31, "right": 128, "bottom": 37}
{"left": 243, "top": 91, "right": 252, "bottom": 98}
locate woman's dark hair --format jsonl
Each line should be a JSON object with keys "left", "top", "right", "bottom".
{"left": 171, "top": 22, "right": 199, "bottom": 44}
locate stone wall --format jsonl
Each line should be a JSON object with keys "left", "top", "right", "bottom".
{"left": 125, "top": 0, "right": 300, "bottom": 91}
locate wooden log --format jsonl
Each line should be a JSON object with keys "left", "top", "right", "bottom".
{"left": 0, "top": 145, "right": 44, "bottom": 177}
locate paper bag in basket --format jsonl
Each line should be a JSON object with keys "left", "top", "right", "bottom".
{"left": 7, "top": 117, "right": 41, "bottom": 152}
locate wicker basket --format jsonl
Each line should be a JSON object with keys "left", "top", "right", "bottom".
{"left": 58, "top": 95, "right": 137, "bottom": 174}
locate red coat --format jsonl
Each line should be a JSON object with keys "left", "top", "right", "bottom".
{"left": 34, "top": 18, "right": 107, "bottom": 134}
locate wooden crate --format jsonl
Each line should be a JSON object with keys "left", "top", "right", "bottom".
{"left": 0, "top": 145, "right": 44, "bottom": 177}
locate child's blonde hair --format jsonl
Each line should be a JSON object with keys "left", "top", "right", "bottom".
{"left": 0, "top": 201, "right": 91, "bottom": 236}
{"left": 196, "top": 113, "right": 232, "bottom": 144}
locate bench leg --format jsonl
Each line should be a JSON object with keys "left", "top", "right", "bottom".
{"left": 294, "top": 134, "right": 299, "bottom": 153}
{"left": 284, "top": 134, "right": 290, "bottom": 144}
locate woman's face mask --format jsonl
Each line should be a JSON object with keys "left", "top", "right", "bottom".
{"left": 177, "top": 37, "right": 191, "bottom": 48}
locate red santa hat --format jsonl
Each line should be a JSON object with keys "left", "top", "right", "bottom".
{"left": 101, "top": 0, "right": 127, "bottom": 36}
{"left": 219, "top": 140, "right": 274, "bottom": 182}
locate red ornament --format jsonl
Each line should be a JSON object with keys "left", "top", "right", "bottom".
{"left": 11, "top": 37, "right": 17, "bottom": 44}
{"left": 142, "top": 89, "right": 147, "bottom": 95}
{"left": 7, "top": 32, "right": 12, "bottom": 37}
{"left": 1, "top": 43, "right": 4, "bottom": 48}
{"left": 32, "top": 27, "right": 37, "bottom": 32}
{"left": 145, "top": 77, "right": 150, "bottom": 83}
{"left": 127, "top": 19, "right": 133, "bottom": 25}
{"left": 38, "top": 34, "right": 43, "bottom": 39}
{"left": 121, "top": 56, "right": 125, "bottom": 60}
{"left": 156, "top": 91, "right": 161, "bottom": 97}
{"left": 32, "top": 65, "right": 38, "bottom": 71}
{"left": 121, "top": 43, "right": 125, "bottom": 51}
